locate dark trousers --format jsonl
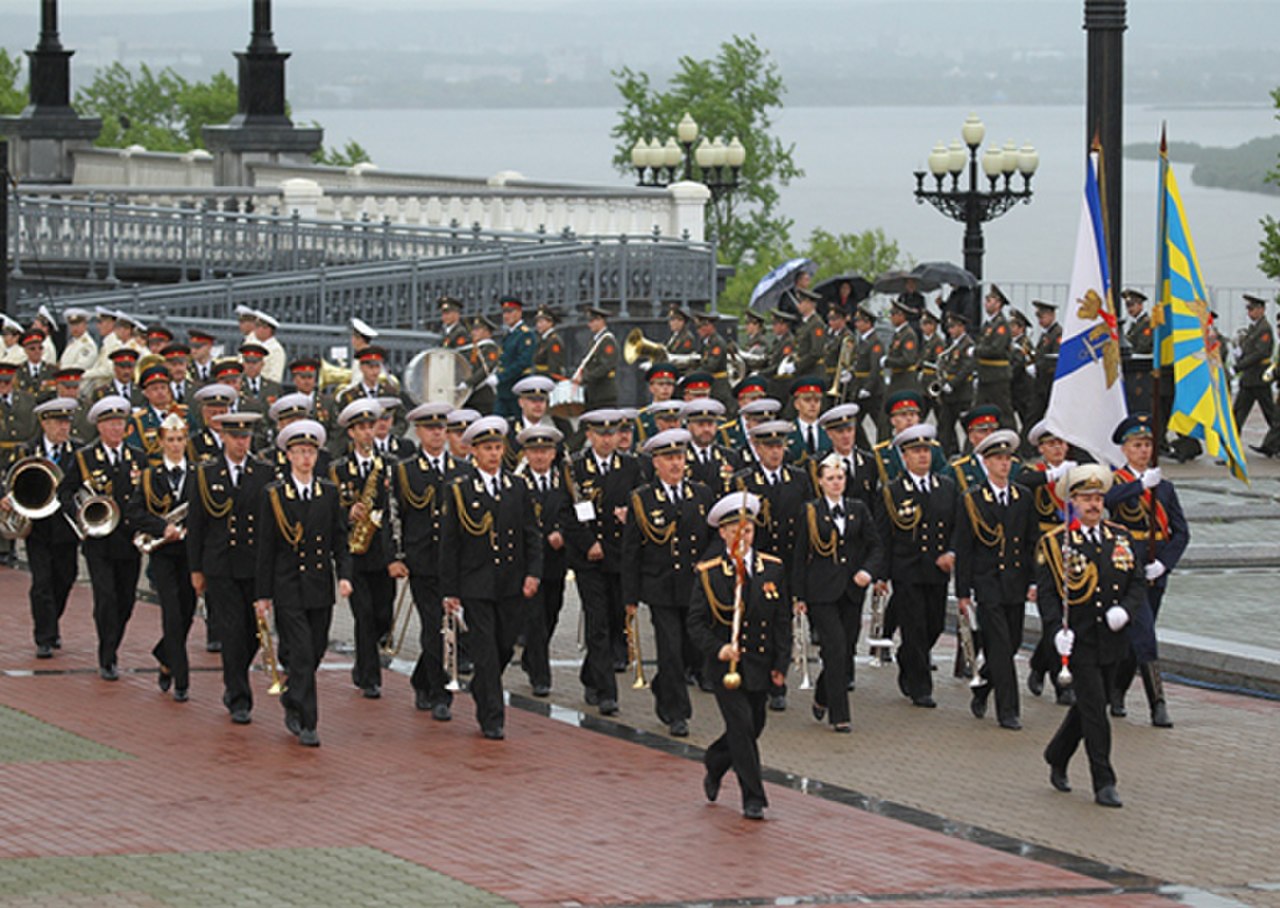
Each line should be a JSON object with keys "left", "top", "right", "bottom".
{"left": 349, "top": 567, "right": 394, "bottom": 690}
{"left": 810, "top": 591, "right": 864, "bottom": 726}
{"left": 1114, "top": 584, "right": 1164, "bottom": 696}
{"left": 895, "top": 579, "right": 947, "bottom": 699}
{"left": 276, "top": 605, "right": 332, "bottom": 733}
{"left": 648, "top": 602, "right": 692, "bottom": 723}
{"left": 936, "top": 396, "right": 972, "bottom": 458}
{"left": 465, "top": 595, "right": 523, "bottom": 733}
{"left": 706, "top": 687, "right": 769, "bottom": 810}
{"left": 521, "top": 572, "right": 565, "bottom": 690}
{"left": 148, "top": 552, "right": 197, "bottom": 690}
{"left": 1029, "top": 613, "right": 1067, "bottom": 695}
{"left": 976, "top": 378, "right": 1013, "bottom": 425}
{"left": 976, "top": 599, "right": 1025, "bottom": 722}
{"left": 28, "top": 539, "right": 78, "bottom": 648}
{"left": 208, "top": 574, "right": 258, "bottom": 714}
{"left": 1044, "top": 652, "right": 1117, "bottom": 792}
{"left": 605, "top": 570, "right": 626, "bottom": 667}
{"left": 408, "top": 573, "right": 450, "bottom": 705}
{"left": 84, "top": 551, "right": 141, "bottom": 670}
{"left": 1233, "top": 382, "right": 1278, "bottom": 436}
{"left": 575, "top": 566, "right": 618, "bottom": 702}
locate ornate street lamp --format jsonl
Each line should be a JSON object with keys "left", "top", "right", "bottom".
{"left": 631, "top": 113, "right": 747, "bottom": 202}
{"left": 913, "top": 113, "right": 1038, "bottom": 280}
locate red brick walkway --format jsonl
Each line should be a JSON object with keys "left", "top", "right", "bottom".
{"left": 0, "top": 567, "right": 1176, "bottom": 906}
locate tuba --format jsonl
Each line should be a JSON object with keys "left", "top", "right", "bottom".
{"left": 0, "top": 456, "right": 64, "bottom": 540}
{"left": 71, "top": 487, "right": 121, "bottom": 540}
{"left": 622, "top": 329, "right": 668, "bottom": 365}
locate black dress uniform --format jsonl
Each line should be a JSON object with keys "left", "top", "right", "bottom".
{"left": 330, "top": 451, "right": 394, "bottom": 696}
{"left": 876, "top": 469, "right": 959, "bottom": 706}
{"left": 257, "top": 474, "right": 352, "bottom": 739}
{"left": 520, "top": 462, "right": 573, "bottom": 695}
{"left": 1040, "top": 520, "right": 1144, "bottom": 801}
{"left": 621, "top": 478, "right": 714, "bottom": 729}
{"left": 686, "top": 442, "right": 737, "bottom": 498}
{"left": 58, "top": 439, "right": 145, "bottom": 677}
{"left": 188, "top": 453, "right": 272, "bottom": 719}
{"left": 23, "top": 435, "right": 78, "bottom": 655}
{"left": 438, "top": 464, "right": 542, "bottom": 737}
{"left": 567, "top": 447, "right": 641, "bottom": 709}
{"left": 687, "top": 546, "right": 791, "bottom": 816}
{"left": 127, "top": 459, "right": 198, "bottom": 696}
{"left": 952, "top": 476, "right": 1037, "bottom": 726}
{"left": 791, "top": 495, "right": 884, "bottom": 728}
{"left": 394, "top": 448, "right": 458, "bottom": 714}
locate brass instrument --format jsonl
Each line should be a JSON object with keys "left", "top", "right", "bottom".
{"left": 826, "top": 334, "right": 858, "bottom": 398}
{"left": 132, "top": 502, "right": 189, "bottom": 554}
{"left": 792, "top": 610, "right": 814, "bottom": 690}
{"left": 443, "top": 606, "right": 467, "bottom": 691}
{"left": 133, "top": 352, "right": 166, "bottom": 385}
{"left": 623, "top": 328, "right": 668, "bottom": 365}
{"left": 1264, "top": 361, "right": 1277, "bottom": 383}
{"left": 867, "top": 584, "right": 892, "bottom": 667}
{"left": 347, "top": 460, "right": 385, "bottom": 555}
{"left": 70, "top": 487, "right": 121, "bottom": 540}
{"left": 722, "top": 497, "right": 751, "bottom": 691}
{"left": 380, "top": 580, "right": 414, "bottom": 660}
{"left": 626, "top": 607, "right": 649, "bottom": 690}
{"left": 319, "top": 358, "right": 353, "bottom": 391}
{"left": 255, "top": 612, "right": 287, "bottom": 695}
{"left": 957, "top": 602, "right": 986, "bottom": 689}
{"left": 0, "top": 456, "right": 64, "bottom": 540}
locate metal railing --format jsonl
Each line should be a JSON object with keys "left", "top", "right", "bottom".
{"left": 7, "top": 194, "right": 711, "bottom": 285}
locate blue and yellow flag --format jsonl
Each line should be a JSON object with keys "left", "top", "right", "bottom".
{"left": 1153, "top": 129, "right": 1249, "bottom": 483}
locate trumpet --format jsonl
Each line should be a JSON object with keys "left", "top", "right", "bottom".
{"left": 957, "top": 602, "right": 986, "bottom": 689}
{"left": 792, "top": 610, "right": 814, "bottom": 690}
{"left": 623, "top": 328, "right": 667, "bottom": 365}
{"left": 826, "top": 335, "right": 857, "bottom": 398}
{"left": 1264, "top": 362, "right": 1277, "bottom": 383}
{"left": 380, "top": 580, "right": 414, "bottom": 660}
{"left": 443, "top": 606, "right": 467, "bottom": 691}
{"left": 132, "top": 502, "right": 189, "bottom": 554}
{"left": 866, "top": 584, "right": 892, "bottom": 667}
{"left": 255, "top": 612, "right": 287, "bottom": 696}
{"left": 626, "top": 607, "right": 649, "bottom": 690}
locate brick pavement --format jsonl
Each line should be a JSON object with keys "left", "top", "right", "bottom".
{"left": 0, "top": 566, "right": 1190, "bottom": 907}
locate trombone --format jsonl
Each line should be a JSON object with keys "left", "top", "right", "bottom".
{"left": 255, "top": 612, "right": 287, "bottom": 696}
{"left": 626, "top": 607, "right": 648, "bottom": 690}
{"left": 443, "top": 606, "right": 467, "bottom": 691}
{"left": 380, "top": 580, "right": 415, "bottom": 660}
{"left": 866, "top": 584, "right": 892, "bottom": 667}
{"left": 792, "top": 610, "right": 814, "bottom": 690}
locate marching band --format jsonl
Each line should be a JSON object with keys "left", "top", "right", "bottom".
{"left": 5, "top": 284, "right": 1244, "bottom": 821}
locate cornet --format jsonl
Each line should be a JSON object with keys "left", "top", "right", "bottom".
{"left": 442, "top": 606, "right": 468, "bottom": 692}
{"left": 69, "top": 488, "right": 121, "bottom": 541}
{"left": 132, "top": 502, "right": 189, "bottom": 554}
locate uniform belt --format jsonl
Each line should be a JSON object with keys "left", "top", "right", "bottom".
{"left": 853, "top": 371, "right": 870, "bottom": 378}
{"left": 710, "top": 371, "right": 728, "bottom": 379}
{"left": 978, "top": 358, "right": 1009, "bottom": 367}
{"left": 1128, "top": 530, "right": 1167, "bottom": 541}
{"left": 0, "top": 441, "right": 24, "bottom": 447}
{"left": 889, "top": 366, "right": 918, "bottom": 374}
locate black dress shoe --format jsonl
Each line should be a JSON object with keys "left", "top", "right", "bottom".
{"left": 768, "top": 694, "right": 787, "bottom": 711}
{"left": 743, "top": 802, "right": 765, "bottom": 820}
{"left": 669, "top": 719, "right": 689, "bottom": 737}
{"left": 1249, "top": 444, "right": 1276, "bottom": 459}
{"left": 1056, "top": 687, "right": 1077, "bottom": 706}
{"left": 53, "top": 637, "right": 61, "bottom": 649}
{"left": 172, "top": 688, "right": 189, "bottom": 703}
{"left": 35, "top": 644, "right": 53, "bottom": 659}
{"left": 811, "top": 703, "right": 826, "bottom": 722}
{"left": 99, "top": 665, "right": 119, "bottom": 682}
{"left": 833, "top": 723, "right": 852, "bottom": 734}
{"left": 970, "top": 687, "right": 990, "bottom": 719}
{"left": 1109, "top": 693, "right": 1127, "bottom": 717}
{"left": 1049, "top": 765, "right": 1071, "bottom": 792}
{"left": 157, "top": 670, "right": 172, "bottom": 693}
{"left": 431, "top": 703, "right": 452, "bottom": 722}
{"left": 1094, "top": 785, "right": 1123, "bottom": 808}
{"left": 584, "top": 688, "right": 600, "bottom": 706}
{"left": 698, "top": 678, "right": 716, "bottom": 693}
{"left": 1151, "top": 701, "right": 1173, "bottom": 728}
{"left": 414, "top": 689, "right": 431, "bottom": 711}
{"left": 205, "top": 640, "right": 222, "bottom": 653}
{"left": 531, "top": 683, "right": 551, "bottom": 697}
{"left": 458, "top": 658, "right": 474, "bottom": 675}
{"left": 1027, "top": 669, "right": 1045, "bottom": 697}
{"left": 230, "top": 708, "right": 252, "bottom": 725}
{"left": 998, "top": 716, "right": 1022, "bottom": 731}
{"left": 598, "top": 698, "right": 619, "bottom": 716}
{"left": 285, "top": 710, "right": 302, "bottom": 736}
{"left": 299, "top": 728, "right": 320, "bottom": 747}
{"left": 361, "top": 684, "right": 382, "bottom": 699}
{"left": 911, "top": 695, "right": 937, "bottom": 709}
{"left": 482, "top": 725, "right": 505, "bottom": 740}
{"left": 703, "top": 771, "right": 720, "bottom": 802}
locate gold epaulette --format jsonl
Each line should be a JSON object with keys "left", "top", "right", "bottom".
{"left": 696, "top": 556, "right": 724, "bottom": 572}
{"left": 950, "top": 454, "right": 971, "bottom": 467}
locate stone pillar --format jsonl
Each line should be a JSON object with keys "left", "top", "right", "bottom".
{"left": 667, "top": 180, "right": 710, "bottom": 242}
{"left": 280, "top": 178, "right": 323, "bottom": 219}
{"left": 202, "top": 0, "right": 322, "bottom": 186}
{"left": 0, "top": 0, "right": 102, "bottom": 183}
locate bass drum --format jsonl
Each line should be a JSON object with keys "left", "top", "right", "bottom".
{"left": 403, "top": 348, "right": 472, "bottom": 408}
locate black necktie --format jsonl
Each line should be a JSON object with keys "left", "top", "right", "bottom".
{"left": 832, "top": 503, "right": 844, "bottom": 519}
{"left": 169, "top": 466, "right": 183, "bottom": 489}
{"left": 231, "top": 464, "right": 241, "bottom": 488}
{"left": 997, "top": 489, "right": 1008, "bottom": 507}
{"left": 806, "top": 425, "right": 816, "bottom": 454}
{"left": 302, "top": 485, "right": 311, "bottom": 501}
{"left": 359, "top": 460, "right": 369, "bottom": 480}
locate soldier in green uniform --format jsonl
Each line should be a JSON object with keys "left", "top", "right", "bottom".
{"left": 1030, "top": 301, "right": 1062, "bottom": 426}
{"left": 50, "top": 368, "right": 94, "bottom": 444}
{"left": 1122, "top": 289, "right": 1153, "bottom": 355}
{"left": 975, "top": 284, "right": 1014, "bottom": 424}
{"left": 766, "top": 308, "right": 799, "bottom": 404}
{"left": 1009, "top": 309, "right": 1037, "bottom": 440}
{"left": 884, "top": 299, "right": 921, "bottom": 397}
{"left": 93, "top": 347, "right": 143, "bottom": 407}
{"left": 573, "top": 305, "right": 619, "bottom": 409}
{"left": 664, "top": 305, "right": 698, "bottom": 368}
{"left": 17, "top": 329, "right": 54, "bottom": 402}
{"left": 823, "top": 305, "right": 853, "bottom": 394}
{"left": 532, "top": 307, "right": 567, "bottom": 381}
{"left": 237, "top": 342, "right": 282, "bottom": 447}
{"left": 496, "top": 296, "right": 537, "bottom": 420}
{"left": 634, "top": 363, "right": 679, "bottom": 446}
{"left": 786, "top": 377, "right": 832, "bottom": 465}
{"left": 917, "top": 310, "right": 946, "bottom": 419}
{"left": 717, "top": 375, "right": 769, "bottom": 451}
{"left": 935, "top": 312, "right": 976, "bottom": 457}
{"left": 849, "top": 306, "right": 885, "bottom": 444}
{"left": 438, "top": 296, "right": 470, "bottom": 351}
{"left": 742, "top": 309, "right": 772, "bottom": 366}
{"left": 692, "top": 310, "right": 732, "bottom": 409}
{"left": 1234, "top": 294, "right": 1278, "bottom": 448}
{"left": 125, "top": 362, "right": 185, "bottom": 468}
{"left": 791, "top": 288, "right": 827, "bottom": 379}
{"left": 187, "top": 329, "right": 217, "bottom": 386}
{"left": 870, "top": 391, "right": 948, "bottom": 489}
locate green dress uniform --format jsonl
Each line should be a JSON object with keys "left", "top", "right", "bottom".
{"left": 792, "top": 313, "right": 826, "bottom": 378}
{"left": 238, "top": 377, "right": 282, "bottom": 447}
{"left": 1232, "top": 316, "right": 1277, "bottom": 434}
{"left": 974, "top": 312, "right": 1013, "bottom": 422}
{"left": 580, "top": 329, "right": 620, "bottom": 408}
{"left": 697, "top": 330, "right": 733, "bottom": 408}
{"left": 0, "top": 389, "right": 38, "bottom": 475}
{"left": 935, "top": 333, "right": 976, "bottom": 457}
{"left": 533, "top": 328, "right": 567, "bottom": 380}
{"left": 16, "top": 361, "right": 54, "bottom": 401}
{"left": 1032, "top": 321, "right": 1062, "bottom": 425}
{"left": 849, "top": 330, "right": 885, "bottom": 441}
{"left": 766, "top": 329, "right": 796, "bottom": 403}
{"left": 666, "top": 325, "right": 697, "bottom": 365}
{"left": 1010, "top": 334, "right": 1036, "bottom": 434}
{"left": 884, "top": 323, "right": 921, "bottom": 396}
{"left": 496, "top": 320, "right": 537, "bottom": 419}
{"left": 1125, "top": 312, "right": 1154, "bottom": 355}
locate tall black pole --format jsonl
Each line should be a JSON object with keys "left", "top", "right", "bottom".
{"left": 963, "top": 146, "right": 984, "bottom": 280}
{"left": 1, "top": 140, "right": 8, "bottom": 315}
{"left": 1085, "top": 0, "right": 1125, "bottom": 295}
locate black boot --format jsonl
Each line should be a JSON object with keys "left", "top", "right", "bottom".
{"left": 1140, "top": 661, "right": 1173, "bottom": 728}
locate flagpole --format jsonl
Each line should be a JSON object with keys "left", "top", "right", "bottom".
{"left": 1152, "top": 124, "right": 1169, "bottom": 468}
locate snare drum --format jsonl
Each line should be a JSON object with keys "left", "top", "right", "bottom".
{"left": 548, "top": 379, "right": 586, "bottom": 418}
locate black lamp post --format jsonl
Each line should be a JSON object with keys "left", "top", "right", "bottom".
{"left": 630, "top": 113, "right": 746, "bottom": 203}
{"left": 912, "top": 114, "right": 1038, "bottom": 280}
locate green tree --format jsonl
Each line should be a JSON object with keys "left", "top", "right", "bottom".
{"left": 75, "top": 64, "right": 241, "bottom": 152}
{"left": 611, "top": 35, "right": 803, "bottom": 263}
{"left": 313, "top": 139, "right": 372, "bottom": 167}
{"left": 0, "top": 49, "right": 27, "bottom": 115}
{"left": 175, "top": 71, "right": 238, "bottom": 148}
{"left": 1261, "top": 88, "right": 1280, "bottom": 281}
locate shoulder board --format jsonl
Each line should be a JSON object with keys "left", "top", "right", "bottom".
{"left": 696, "top": 556, "right": 724, "bottom": 572}
{"left": 950, "top": 454, "right": 971, "bottom": 466}
{"left": 759, "top": 553, "right": 782, "bottom": 564}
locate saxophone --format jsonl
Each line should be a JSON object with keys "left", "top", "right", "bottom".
{"left": 348, "top": 460, "right": 385, "bottom": 555}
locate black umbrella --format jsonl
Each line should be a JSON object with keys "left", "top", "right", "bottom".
{"left": 813, "top": 274, "right": 873, "bottom": 311}
{"left": 910, "top": 261, "right": 979, "bottom": 291}
{"left": 873, "top": 269, "right": 932, "bottom": 295}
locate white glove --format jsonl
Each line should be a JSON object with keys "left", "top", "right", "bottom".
{"left": 483, "top": 373, "right": 498, "bottom": 389}
{"left": 455, "top": 381, "right": 469, "bottom": 391}
{"left": 858, "top": 388, "right": 870, "bottom": 400}
{"left": 778, "top": 360, "right": 796, "bottom": 376}
{"left": 1105, "top": 606, "right": 1129, "bottom": 631}
{"left": 942, "top": 382, "right": 953, "bottom": 394}
{"left": 1061, "top": 459, "right": 1078, "bottom": 473}
{"left": 1026, "top": 363, "right": 1037, "bottom": 378}
{"left": 1141, "top": 467, "right": 1162, "bottom": 489}
{"left": 1046, "top": 462, "right": 1068, "bottom": 483}
{"left": 1231, "top": 344, "right": 1242, "bottom": 361}
{"left": 878, "top": 355, "right": 887, "bottom": 368}
{"left": 1144, "top": 561, "right": 1166, "bottom": 581}
{"left": 1054, "top": 628, "right": 1074, "bottom": 656}
{"left": 839, "top": 370, "right": 852, "bottom": 384}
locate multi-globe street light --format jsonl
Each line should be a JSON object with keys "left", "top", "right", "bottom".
{"left": 630, "top": 113, "right": 747, "bottom": 202}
